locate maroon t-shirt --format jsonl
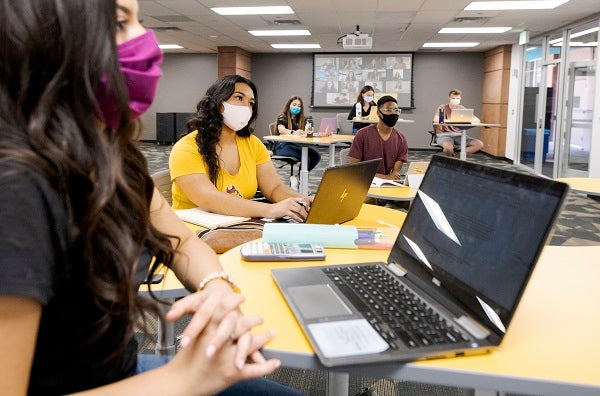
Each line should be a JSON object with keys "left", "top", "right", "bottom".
{"left": 348, "top": 124, "right": 408, "bottom": 175}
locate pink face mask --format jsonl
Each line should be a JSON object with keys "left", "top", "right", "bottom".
{"left": 97, "top": 30, "right": 163, "bottom": 128}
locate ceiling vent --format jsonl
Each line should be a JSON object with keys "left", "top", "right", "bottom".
{"left": 453, "top": 17, "right": 489, "bottom": 23}
{"left": 152, "top": 26, "right": 182, "bottom": 32}
{"left": 271, "top": 19, "right": 302, "bottom": 25}
{"left": 153, "top": 15, "right": 193, "bottom": 23}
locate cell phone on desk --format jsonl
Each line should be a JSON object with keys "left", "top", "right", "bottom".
{"left": 240, "top": 242, "right": 326, "bottom": 261}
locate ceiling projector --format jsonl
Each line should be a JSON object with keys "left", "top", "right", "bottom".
{"left": 339, "top": 26, "right": 372, "bottom": 50}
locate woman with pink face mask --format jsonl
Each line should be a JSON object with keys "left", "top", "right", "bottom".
{"left": 0, "top": 0, "right": 306, "bottom": 395}
{"left": 170, "top": 75, "right": 313, "bottom": 223}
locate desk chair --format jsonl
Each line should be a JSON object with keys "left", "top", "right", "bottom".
{"left": 428, "top": 129, "right": 459, "bottom": 153}
{"left": 339, "top": 147, "right": 350, "bottom": 165}
{"left": 336, "top": 113, "right": 354, "bottom": 135}
{"left": 151, "top": 169, "right": 173, "bottom": 206}
{"left": 267, "top": 122, "right": 299, "bottom": 176}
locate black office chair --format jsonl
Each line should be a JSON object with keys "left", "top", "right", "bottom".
{"left": 428, "top": 130, "right": 442, "bottom": 150}
{"left": 267, "top": 122, "right": 299, "bottom": 176}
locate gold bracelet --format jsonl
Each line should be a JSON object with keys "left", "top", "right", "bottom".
{"left": 198, "top": 272, "right": 240, "bottom": 293}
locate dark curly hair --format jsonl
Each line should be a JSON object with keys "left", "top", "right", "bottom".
{"left": 0, "top": 0, "right": 176, "bottom": 361}
{"left": 186, "top": 75, "right": 258, "bottom": 185}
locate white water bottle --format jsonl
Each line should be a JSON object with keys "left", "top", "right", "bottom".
{"left": 355, "top": 102, "right": 362, "bottom": 119}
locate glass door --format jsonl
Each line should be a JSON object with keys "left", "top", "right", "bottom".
{"left": 562, "top": 62, "right": 595, "bottom": 176}
{"left": 520, "top": 39, "right": 543, "bottom": 172}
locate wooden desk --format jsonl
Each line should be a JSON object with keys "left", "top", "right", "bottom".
{"left": 555, "top": 177, "right": 600, "bottom": 197}
{"left": 432, "top": 123, "right": 501, "bottom": 160}
{"left": 367, "top": 186, "right": 417, "bottom": 202}
{"left": 263, "top": 134, "right": 354, "bottom": 195}
{"left": 220, "top": 235, "right": 600, "bottom": 395}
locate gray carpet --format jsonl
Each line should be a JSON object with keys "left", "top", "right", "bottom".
{"left": 138, "top": 141, "right": 599, "bottom": 395}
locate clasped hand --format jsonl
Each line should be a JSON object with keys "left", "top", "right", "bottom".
{"left": 163, "top": 281, "right": 280, "bottom": 394}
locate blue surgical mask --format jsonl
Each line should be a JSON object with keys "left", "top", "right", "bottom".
{"left": 290, "top": 106, "right": 301, "bottom": 115}
{"left": 364, "top": 95, "right": 374, "bottom": 103}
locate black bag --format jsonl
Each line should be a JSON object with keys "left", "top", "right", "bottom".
{"left": 196, "top": 221, "right": 264, "bottom": 254}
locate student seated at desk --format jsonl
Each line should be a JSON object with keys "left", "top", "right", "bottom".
{"left": 274, "top": 96, "right": 321, "bottom": 172}
{"left": 433, "top": 88, "right": 484, "bottom": 157}
{"left": 0, "top": 1, "right": 305, "bottom": 395}
{"left": 347, "top": 85, "right": 375, "bottom": 135}
{"left": 348, "top": 95, "right": 408, "bottom": 180}
{"left": 170, "top": 75, "right": 312, "bottom": 222}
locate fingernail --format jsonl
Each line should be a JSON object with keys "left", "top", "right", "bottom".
{"left": 179, "top": 335, "right": 190, "bottom": 348}
{"left": 273, "top": 359, "right": 281, "bottom": 369}
{"left": 237, "top": 359, "right": 245, "bottom": 370}
{"left": 205, "top": 344, "right": 216, "bottom": 357}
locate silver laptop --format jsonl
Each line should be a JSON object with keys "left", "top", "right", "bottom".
{"left": 303, "top": 158, "right": 380, "bottom": 224}
{"left": 272, "top": 155, "right": 568, "bottom": 367}
{"left": 446, "top": 108, "right": 474, "bottom": 124}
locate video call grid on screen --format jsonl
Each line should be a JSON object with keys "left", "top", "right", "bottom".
{"left": 312, "top": 53, "right": 414, "bottom": 109}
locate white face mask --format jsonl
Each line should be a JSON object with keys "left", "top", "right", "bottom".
{"left": 221, "top": 101, "right": 252, "bottom": 131}
{"left": 364, "top": 95, "right": 374, "bottom": 103}
{"left": 450, "top": 98, "right": 461, "bottom": 106}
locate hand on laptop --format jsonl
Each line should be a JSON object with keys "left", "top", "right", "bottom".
{"left": 268, "top": 197, "right": 310, "bottom": 222}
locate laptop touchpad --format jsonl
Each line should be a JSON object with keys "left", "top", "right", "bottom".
{"left": 288, "top": 284, "right": 352, "bottom": 319}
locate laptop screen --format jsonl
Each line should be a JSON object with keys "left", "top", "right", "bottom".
{"left": 389, "top": 155, "right": 567, "bottom": 335}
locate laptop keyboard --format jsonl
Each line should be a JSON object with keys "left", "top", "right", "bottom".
{"left": 322, "top": 265, "right": 469, "bottom": 349}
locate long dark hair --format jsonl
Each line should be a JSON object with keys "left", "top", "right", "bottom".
{"left": 277, "top": 96, "right": 306, "bottom": 131}
{"left": 0, "top": 0, "right": 175, "bottom": 360}
{"left": 186, "top": 75, "right": 258, "bottom": 185}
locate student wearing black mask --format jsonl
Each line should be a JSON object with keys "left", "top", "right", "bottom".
{"left": 347, "top": 96, "right": 408, "bottom": 180}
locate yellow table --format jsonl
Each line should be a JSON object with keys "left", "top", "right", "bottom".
{"left": 555, "top": 177, "right": 600, "bottom": 197}
{"left": 433, "top": 123, "right": 501, "bottom": 160}
{"left": 263, "top": 134, "right": 354, "bottom": 195}
{"left": 367, "top": 185, "right": 417, "bottom": 202}
{"left": 219, "top": 232, "right": 600, "bottom": 394}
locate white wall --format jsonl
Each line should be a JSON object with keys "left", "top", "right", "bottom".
{"left": 139, "top": 53, "right": 217, "bottom": 140}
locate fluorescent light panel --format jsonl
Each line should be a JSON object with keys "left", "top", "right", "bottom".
{"left": 439, "top": 27, "right": 512, "bottom": 33}
{"left": 159, "top": 44, "right": 183, "bottom": 49}
{"left": 249, "top": 30, "right": 310, "bottom": 36}
{"left": 211, "top": 6, "right": 293, "bottom": 15}
{"left": 423, "top": 42, "right": 479, "bottom": 48}
{"left": 465, "top": 0, "right": 569, "bottom": 10}
{"left": 271, "top": 43, "right": 321, "bottom": 49}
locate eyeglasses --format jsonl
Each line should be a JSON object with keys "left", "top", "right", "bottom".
{"left": 379, "top": 107, "right": 401, "bottom": 115}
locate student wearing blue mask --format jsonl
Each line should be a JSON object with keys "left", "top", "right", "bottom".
{"left": 274, "top": 96, "right": 321, "bottom": 173}
{"left": 347, "top": 85, "right": 375, "bottom": 135}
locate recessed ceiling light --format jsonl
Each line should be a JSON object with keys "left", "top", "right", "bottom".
{"left": 439, "top": 27, "right": 512, "bottom": 34}
{"left": 211, "top": 6, "right": 294, "bottom": 15}
{"left": 423, "top": 42, "right": 479, "bottom": 48}
{"left": 159, "top": 44, "right": 184, "bottom": 49}
{"left": 249, "top": 30, "right": 310, "bottom": 36}
{"left": 465, "top": 0, "right": 569, "bottom": 10}
{"left": 271, "top": 43, "right": 321, "bottom": 49}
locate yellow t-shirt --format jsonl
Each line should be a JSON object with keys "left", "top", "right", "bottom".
{"left": 169, "top": 130, "right": 272, "bottom": 209}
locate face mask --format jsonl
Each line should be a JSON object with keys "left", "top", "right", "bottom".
{"left": 450, "top": 98, "right": 461, "bottom": 106}
{"left": 379, "top": 113, "right": 399, "bottom": 127}
{"left": 221, "top": 101, "right": 253, "bottom": 131}
{"left": 364, "top": 95, "right": 374, "bottom": 103}
{"left": 97, "top": 30, "right": 163, "bottom": 128}
{"left": 290, "top": 106, "right": 301, "bottom": 115}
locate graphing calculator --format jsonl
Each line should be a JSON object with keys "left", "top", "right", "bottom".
{"left": 240, "top": 242, "right": 326, "bottom": 261}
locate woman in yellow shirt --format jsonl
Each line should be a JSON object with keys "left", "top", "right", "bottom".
{"left": 170, "top": 75, "right": 312, "bottom": 222}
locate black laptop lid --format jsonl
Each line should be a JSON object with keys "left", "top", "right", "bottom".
{"left": 389, "top": 155, "right": 568, "bottom": 337}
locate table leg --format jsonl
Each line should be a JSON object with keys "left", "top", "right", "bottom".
{"left": 299, "top": 146, "right": 309, "bottom": 195}
{"left": 326, "top": 372, "right": 349, "bottom": 396}
{"left": 328, "top": 143, "right": 337, "bottom": 167}
{"left": 155, "top": 299, "right": 177, "bottom": 355}
{"left": 460, "top": 130, "right": 467, "bottom": 160}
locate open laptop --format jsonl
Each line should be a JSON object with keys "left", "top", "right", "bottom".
{"left": 272, "top": 155, "right": 568, "bottom": 367}
{"left": 317, "top": 117, "right": 338, "bottom": 135}
{"left": 288, "top": 158, "right": 380, "bottom": 225}
{"left": 446, "top": 108, "right": 474, "bottom": 124}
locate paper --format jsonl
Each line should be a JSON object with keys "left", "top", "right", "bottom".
{"left": 174, "top": 207, "right": 250, "bottom": 228}
{"left": 308, "top": 319, "right": 389, "bottom": 358}
{"left": 371, "top": 176, "right": 406, "bottom": 188}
